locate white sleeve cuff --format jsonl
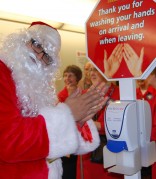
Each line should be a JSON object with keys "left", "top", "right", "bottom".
{"left": 75, "top": 119, "right": 100, "bottom": 155}
{"left": 39, "top": 103, "right": 79, "bottom": 159}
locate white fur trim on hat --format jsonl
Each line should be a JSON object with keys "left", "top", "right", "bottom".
{"left": 28, "top": 23, "right": 61, "bottom": 53}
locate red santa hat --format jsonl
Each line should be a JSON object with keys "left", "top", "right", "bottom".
{"left": 30, "top": 21, "right": 57, "bottom": 31}
{"left": 28, "top": 21, "right": 61, "bottom": 52}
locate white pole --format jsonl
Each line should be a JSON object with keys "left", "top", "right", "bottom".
{"left": 119, "top": 78, "right": 136, "bottom": 101}
{"left": 119, "top": 79, "right": 141, "bottom": 179}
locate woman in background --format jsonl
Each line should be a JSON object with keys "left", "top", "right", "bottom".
{"left": 58, "top": 65, "right": 82, "bottom": 102}
{"left": 58, "top": 65, "right": 82, "bottom": 179}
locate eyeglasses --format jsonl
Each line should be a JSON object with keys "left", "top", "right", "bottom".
{"left": 30, "top": 38, "right": 53, "bottom": 65}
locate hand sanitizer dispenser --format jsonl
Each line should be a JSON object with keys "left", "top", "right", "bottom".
{"left": 103, "top": 100, "right": 156, "bottom": 176}
{"left": 105, "top": 101, "right": 138, "bottom": 153}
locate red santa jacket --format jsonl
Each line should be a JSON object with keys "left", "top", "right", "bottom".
{"left": 0, "top": 60, "right": 100, "bottom": 178}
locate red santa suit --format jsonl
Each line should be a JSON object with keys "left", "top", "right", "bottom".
{"left": 0, "top": 22, "right": 100, "bottom": 179}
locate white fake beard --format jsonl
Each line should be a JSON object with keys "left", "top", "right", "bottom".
{"left": 3, "top": 46, "right": 58, "bottom": 117}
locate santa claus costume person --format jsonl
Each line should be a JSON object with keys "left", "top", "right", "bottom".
{"left": 0, "top": 21, "right": 108, "bottom": 178}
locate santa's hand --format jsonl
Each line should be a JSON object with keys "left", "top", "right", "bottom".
{"left": 78, "top": 95, "right": 109, "bottom": 127}
{"left": 65, "top": 82, "right": 108, "bottom": 124}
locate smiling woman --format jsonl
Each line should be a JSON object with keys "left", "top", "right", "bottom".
{"left": 58, "top": 65, "right": 82, "bottom": 102}
{"left": 57, "top": 65, "right": 83, "bottom": 179}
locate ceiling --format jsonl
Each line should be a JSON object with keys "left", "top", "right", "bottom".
{"left": 0, "top": 0, "right": 98, "bottom": 33}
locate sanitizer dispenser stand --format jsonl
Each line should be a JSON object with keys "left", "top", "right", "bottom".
{"left": 103, "top": 79, "right": 156, "bottom": 179}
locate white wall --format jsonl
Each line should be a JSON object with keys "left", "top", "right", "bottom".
{"left": 0, "top": 20, "right": 88, "bottom": 92}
